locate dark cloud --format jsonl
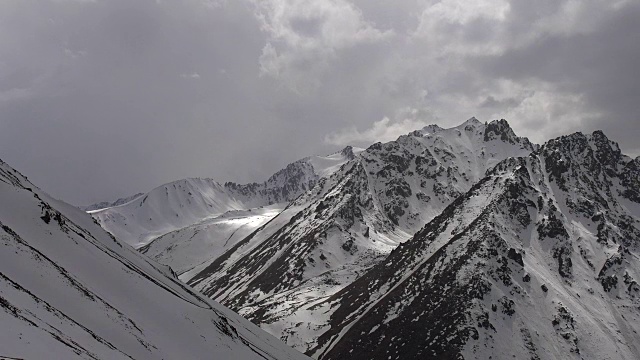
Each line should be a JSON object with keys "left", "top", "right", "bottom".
{"left": 1, "top": 0, "right": 638, "bottom": 205}
{"left": 474, "top": 0, "right": 640, "bottom": 154}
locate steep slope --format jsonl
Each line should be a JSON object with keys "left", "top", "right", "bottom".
{"left": 90, "top": 148, "right": 359, "bottom": 249}
{"left": 139, "top": 204, "right": 284, "bottom": 279}
{"left": 0, "top": 158, "right": 308, "bottom": 360}
{"left": 187, "top": 118, "right": 537, "bottom": 350}
{"left": 305, "top": 130, "right": 640, "bottom": 360}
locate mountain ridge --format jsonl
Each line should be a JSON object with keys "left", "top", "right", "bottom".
{"left": 183, "top": 118, "right": 540, "bottom": 352}
{"left": 303, "top": 129, "right": 640, "bottom": 359}
{"left": 71, "top": 118, "right": 639, "bottom": 359}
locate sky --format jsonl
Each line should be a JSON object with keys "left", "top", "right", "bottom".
{"left": 0, "top": 0, "right": 638, "bottom": 205}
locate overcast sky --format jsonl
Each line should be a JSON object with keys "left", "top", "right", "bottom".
{"left": 1, "top": 0, "right": 638, "bottom": 205}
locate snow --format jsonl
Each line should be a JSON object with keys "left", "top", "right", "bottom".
{"left": 89, "top": 148, "right": 357, "bottom": 252}
{"left": 90, "top": 178, "right": 252, "bottom": 248}
{"left": 0, "top": 159, "right": 308, "bottom": 360}
{"left": 178, "top": 119, "right": 539, "bottom": 354}
{"left": 300, "top": 131, "right": 640, "bottom": 360}
{"left": 141, "top": 204, "right": 285, "bottom": 280}
{"left": 306, "top": 147, "right": 364, "bottom": 178}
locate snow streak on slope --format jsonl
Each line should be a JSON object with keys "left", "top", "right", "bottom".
{"left": 80, "top": 192, "right": 145, "bottom": 212}
{"left": 187, "top": 118, "right": 537, "bottom": 352}
{"left": 140, "top": 204, "right": 284, "bottom": 280}
{"left": 0, "top": 158, "right": 309, "bottom": 360}
{"left": 305, "top": 131, "right": 640, "bottom": 360}
{"left": 90, "top": 148, "right": 359, "bottom": 249}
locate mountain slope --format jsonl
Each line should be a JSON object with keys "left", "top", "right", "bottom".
{"left": 139, "top": 204, "right": 284, "bottom": 279}
{"left": 80, "top": 192, "right": 145, "bottom": 212}
{"left": 186, "top": 118, "right": 537, "bottom": 351}
{"left": 305, "top": 130, "right": 640, "bottom": 360}
{"left": 90, "top": 148, "right": 360, "bottom": 249}
{"left": 0, "top": 158, "right": 308, "bottom": 360}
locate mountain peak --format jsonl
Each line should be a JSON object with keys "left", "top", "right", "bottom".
{"left": 546, "top": 130, "right": 620, "bottom": 160}
{"left": 340, "top": 145, "right": 356, "bottom": 159}
{"left": 463, "top": 116, "right": 482, "bottom": 126}
{"left": 483, "top": 119, "right": 518, "bottom": 144}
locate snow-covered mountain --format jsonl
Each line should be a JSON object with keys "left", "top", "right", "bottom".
{"left": 139, "top": 204, "right": 284, "bottom": 278}
{"left": 185, "top": 118, "right": 537, "bottom": 351}
{"left": 301, "top": 130, "right": 640, "bottom": 359}
{"left": 0, "top": 158, "right": 309, "bottom": 359}
{"left": 90, "top": 148, "right": 360, "bottom": 249}
{"left": 75, "top": 117, "right": 639, "bottom": 359}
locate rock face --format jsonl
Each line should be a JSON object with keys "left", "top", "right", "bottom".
{"left": 185, "top": 118, "right": 537, "bottom": 352}
{"left": 302, "top": 130, "right": 640, "bottom": 360}
{"left": 0, "top": 158, "right": 308, "bottom": 360}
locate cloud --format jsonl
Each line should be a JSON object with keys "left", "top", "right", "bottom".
{"left": 0, "top": 0, "right": 638, "bottom": 205}
{"left": 254, "top": 0, "right": 393, "bottom": 90}
{"left": 180, "top": 72, "right": 201, "bottom": 79}
{"left": 472, "top": 0, "right": 640, "bottom": 147}
{"left": 325, "top": 107, "right": 436, "bottom": 146}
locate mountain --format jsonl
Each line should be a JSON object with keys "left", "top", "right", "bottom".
{"left": 80, "top": 192, "right": 145, "bottom": 212}
{"left": 0, "top": 158, "right": 308, "bottom": 359}
{"left": 90, "top": 148, "right": 361, "bottom": 249}
{"left": 185, "top": 118, "right": 537, "bottom": 351}
{"left": 302, "top": 130, "right": 640, "bottom": 359}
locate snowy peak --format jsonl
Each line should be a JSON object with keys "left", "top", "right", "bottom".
{"left": 457, "top": 116, "right": 483, "bottom": 130}
{"left": 483, "top": 118, "right": 519, "bottom": 144}
{"left": 261, "top": 160, "right": 318, "bottom": 201}
{"left": 302, "top": 130, "right": 640, "bottom": 360}
{"left": 541, "top": 130, "right": 634, "bottom": 196}
{"left": 339, "top": 145, "right": 357, "bottom": 160}
{"left": 91, "top": 177, "right": 251, "bottom": 248}
{"left": 418, "top": 118, "right": 533, "bottom": 150}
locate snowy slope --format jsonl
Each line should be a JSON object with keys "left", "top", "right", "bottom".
{"left": 0, "top": 158, "right": 309, "bottom": 360}
{"left": 186, "top": 118, "right": 537, "bottom": 351}
{"left": 303, "top": 130, "right": 640, "bottom": 360}
{"left": 90, "top": 178, "right": 252, "bottom": 248}
{"left": 80, "top": 192, "right": 145, "bottom": 212}
{"left": 140, "top": 204, "right": 284, "bottom": 279}
{"left": 90, "top": 148, "right": 358, "bottom": 249}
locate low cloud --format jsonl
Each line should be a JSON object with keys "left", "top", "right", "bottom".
{"left": 325, "top": 107, "right": 436, "bottom": 146}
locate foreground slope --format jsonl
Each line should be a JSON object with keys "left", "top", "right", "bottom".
{"left": 0, "top": 158, "right": 308, "bottom": 360}
{"left": 187, "top": 118, "right": 536, "bottom": 350}
{"left": 307, "top": 130, "right": 640, "bottom": 359}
